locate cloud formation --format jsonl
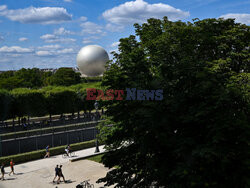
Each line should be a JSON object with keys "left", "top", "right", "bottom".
{"left": 36, "top": 50, "right": 53, "bottom": 57}
{"left": 81, "top": 21, "right": 106, "bottom": 35}
{"left": 220, "top": 13, "right": 250, "bottom": 25}
{"left": 79, "top": 16, "right": 87, "bottom": 22}
{"left": 40, "top": 34, "right": 76, "bottom": 43}
{"left": 54, "top": 27, "right": 75, "bottom": 35}
{"left": 37, "top": 44, "right": 62, "bottom": 50}
{"left": 82, "top": 39, "right": 93, "bottom": 44}
{"left": 19, "top": 37, "right": 28, "bottom": 42}
{"left": 0, "top": 5, "right": 72, "bottom": 24}
{"left": 103, "top": 0, "right": 189, "bottom": 26}
{"left": 0, "top": 46, "right": 33, "bottom": 53}
{"left": 111, "top": 42, "right": 120, "bottom": 47}
{"left": 35, "top": 48, "right": 74, "bottom": 56}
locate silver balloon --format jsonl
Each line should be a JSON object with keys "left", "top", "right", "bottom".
{"left": 76, "top": 45, "right": 109, "bottom": 77}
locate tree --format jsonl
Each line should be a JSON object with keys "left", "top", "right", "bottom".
{"left": 49, "top": 68, "right": 81, "bottom": 86}
{"left": 15, "top": 68, "right": 43, "bottom": 88}
{"left": 98, "top": 18, "right": 250, "bottom": 187}
{"left": 44, "top": 87, "right": 77, "bottom": 116}
{"left": 11, "top": 88, "right": 47, "bottom": 118}
{"left": 0, "top": 68, "right": 44, "bottom": 90}
{"left": 0, "top": 89, "right": 13, "bottom": 121}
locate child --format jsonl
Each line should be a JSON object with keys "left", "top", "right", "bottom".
{"left": 44, "top": 145, "right": 50, "bottom": 158}
{"left": 9, "top": 159, "right": 15, "bottom": 175}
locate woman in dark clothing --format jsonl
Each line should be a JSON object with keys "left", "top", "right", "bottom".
{"left": 53, "top": 165, "right": 59, "bottom": 183}
{"left": 1, "top": 163, "right": 5, "bottom": 180}
{"left": 57, "top": 165, "right": 66, "bottom": 184}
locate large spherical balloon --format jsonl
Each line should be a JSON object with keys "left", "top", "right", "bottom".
{"left": 76, "top": 45, "right": 109, "bottom": 77}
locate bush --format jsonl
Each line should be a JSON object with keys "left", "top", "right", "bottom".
{"left": 0, "top": 140, "right": 96, "bottom": 165}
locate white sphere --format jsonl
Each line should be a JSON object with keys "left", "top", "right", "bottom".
{"left": 76, "top": 45, "right": 109, "bottom": 77}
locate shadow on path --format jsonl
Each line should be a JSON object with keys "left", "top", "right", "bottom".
{"left": 2, "top": 177, "right": 17, "bottom": 181}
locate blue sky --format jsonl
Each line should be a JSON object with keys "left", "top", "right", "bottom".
{"left": 0, "top": 0, "right": 249, "bottom": 70}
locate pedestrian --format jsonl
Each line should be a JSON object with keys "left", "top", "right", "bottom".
{"left": 0, "top": 163, "right": 5, "bottom": 180}
{"left": 44, "top": 145, "right": 50, "bottom": 158}
{"left": 57, "top": 165, "right": 66, "bottom": 184}
{"left": 65, "top": 144, "right": 71, "bottom": 157}
{"left": 52, "top": 165, "right": 59, "bottom": 183}
{"left": 9, "top": 159, "right": 15, "bottom": 175}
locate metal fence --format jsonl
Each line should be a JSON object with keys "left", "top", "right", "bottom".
{"left": 0, "top": 126, "right": 98, "bottom": 156}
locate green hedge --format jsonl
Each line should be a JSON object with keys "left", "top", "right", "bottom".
{"left": 0, "top": 140, "right": 96, "bottom": 165}
{"left": 0, "top": 120, "right": 102, "bottom": 140}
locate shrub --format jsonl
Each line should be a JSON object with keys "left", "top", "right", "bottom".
{"left": 0, "top": 140, "right": 96, "bottom": 165}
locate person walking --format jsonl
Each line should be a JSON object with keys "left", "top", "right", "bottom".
{"left": 57, "top": 165, "right": 66, "bottom": 184}
{"left": 65, "top": 144, "right": 71, "bottom": 157}
{"left": 0, "top": 163, "right": 5, "bottom": 180}
{"left": 9, "top": 159, "right": 15, "bottom": 175}
{"left": 44, "top": 145, "right": 50, "bottom": 158}
{"left": 53, "top": 165, "right": 59, "bottom": 183}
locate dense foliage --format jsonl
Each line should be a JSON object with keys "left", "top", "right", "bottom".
{"left": 0, "top": 82, "right": 101, "bottom": 121}
{"left": 98, "top": 18, "right": 250, "bottom": 187}
{"left": 0, "top": 67, "right": 82, "bottom": 89}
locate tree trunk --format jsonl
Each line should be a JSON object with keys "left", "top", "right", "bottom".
{"left": 12, "top": 118, "right": 15, "bottom": 128}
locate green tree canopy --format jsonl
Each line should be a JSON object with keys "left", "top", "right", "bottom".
{"left": 49, "top": 68, "right": 81, "bottom": 86}
{"left": 44, "top": 87, "right": 77, "bottom": 116}
{"left": 0, "top": 89, "right": 13, "bottom": 121}
{"left": 11, "top": 88, "right": 47, "bottom": 117}
{"left": 98, "top": 17, "right": 250, "bottom": 187}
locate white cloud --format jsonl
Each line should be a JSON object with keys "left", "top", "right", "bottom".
{"left": 54, "top": 27, "right": 75, "bottom": 35}
{"left": 40, "top": 34, "right": 76, "bottom": 43}
{"left": 35, "top": 48, "right": 74, "bottom": 56}
{"left": 19, "top": 37, "right": 28, "bottom": 42}
{"left": 35, "top": 50, "right": 53, "bottom": 56}
{"left": 37, "top": 44, "right": 62, "bottom": 50}
{"left": 81, "top": 21, "right": 106, "bottom": 35}
{"left": 58, "top": 48, "right": 74, "bottom": 54}
{"left": 102, "top": 0, "right": 189, "bottom": 26}
{"left": 105, "top": 23, "right": 125, "bottom": 32}
{"left": 0, "top": 5, "right": 7, "bottom": 12}
{"left": 0, "top": 35, "right": 4, "bottom": 41}
{"left": 40, "top": 34, "right": 57, "bottom": 40}
{"left": 220, "top": 13, "right": 250, "bottom": 25}
{"left": 64, "top": 0, "right": 72, "bottom": 2}
{"left": 45, "top": 38, "right": 76, "bottom": 43}
{"left": 79, "top": 16, "right": 87, "bottom": 22}
{"left": 82, "top": 39, "right": 93, "bottom": 44}
{"left": 111, "top": 42, "right": 120, "bottom": 47}
{"left": 0, "top": 5, "right": 72, "bottom": 24}
{"left": 0, "top": 46, "right": 33, "bottom": 53}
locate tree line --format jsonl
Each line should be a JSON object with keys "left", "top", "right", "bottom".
{"left": 0, "top": 84, "right": 103, "bottom": 122}
{"left": 0, "top": 67, "right": 83, "bottom": 90}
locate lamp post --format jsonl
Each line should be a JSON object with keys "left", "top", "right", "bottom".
{"left": 0, "top": 135, "right": 2, "bottom": 157}
{"left": 94, "top": 100, "right": 100, "bottom": 153}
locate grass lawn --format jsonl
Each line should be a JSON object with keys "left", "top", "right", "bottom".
{"left": 87, "top": 154, "right": 104, "bottom": 163}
